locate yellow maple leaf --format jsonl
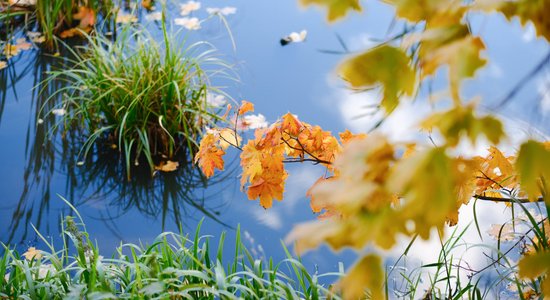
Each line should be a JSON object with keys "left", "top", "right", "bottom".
{"left": 389, "top": 0, "right": 464, "bottom": 25}
{"left": 240, "top": 140, "right": 265, "bottom": 187}
{"left": 516, "top": 140, "right": 550, "bottom": 202}
{"left": 475, "top": 147, "right": 517, "bottom": 194}
{"left": 389, "top": 148, "right": 458, "bottom": 239}
{"left": 518, "top": 251, "right": 550, "bottom": 296}
{"left": 338, "top": 45, "right": 416, "bottom": 113}
{"left": 498, "top": 0, "right": 550, "bottom": 42}
{"left": 338, "top": 254, "right": 383, "bottom": 300}
{"left": 299, "top": 0, "right": 361, "bottom": 22}
{"left": 218, "top": 128, "right": 242, "bottom": 149}
{"left": 307, "top": 177, "right": 332, "bottom": 214}
{"left": 421, "top": 102, "right": 503, "bottom": 147}
{"left": 421, "top": 35, "right": 487, "bottom": 101}
{"left": 338, "top": 129, "right": 367, "bottom": 145}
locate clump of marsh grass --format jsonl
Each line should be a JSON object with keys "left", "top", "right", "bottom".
{"left": 45, "top": 21, "right": 232, "bottom": 179}
{"left": 0, "top": 200, "right": 343, "bottom": 299}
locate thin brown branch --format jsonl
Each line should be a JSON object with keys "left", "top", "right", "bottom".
{"left": 473, "top": 194, "right": 545, "bottom": 203}
{"left": 470, "top": 217, "right": 548, "bottom": 278}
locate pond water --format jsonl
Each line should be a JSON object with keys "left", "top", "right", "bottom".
{"left": 1, "top": 0, "right": 549, "bottom": 297}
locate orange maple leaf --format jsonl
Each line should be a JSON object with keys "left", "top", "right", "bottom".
{"left": 281, "top": 113, "right": 304, "bottom": 136}
{"left": 74, "top": 6, "right": 96, "bottom": 29}
{"left": 339, "top": 129, "right": 367, "bottom": 144}
{"left": 475, "top": 146, "right": 516, "bottom": 194}
{"left": 238, "top": 100, "right": 254, "bottom": 115}
{"left": 247, "top": 170, "right": 288, "bottom": 208}
{"left": 195, "top": 133, "right": 225, "bottom": 178}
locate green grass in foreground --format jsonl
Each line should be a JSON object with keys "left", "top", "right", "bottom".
{"left": 0, "top": 204, "right": 343, "bottom": 299}
{"left": 45, "top": 22, "right": 231, "bottom": 179}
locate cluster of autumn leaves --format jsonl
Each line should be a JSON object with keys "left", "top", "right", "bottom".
{"left": 195, "top": 0, "right": 550, "bottom": 298}
{"left": 195, "top": 100, "right": 550, "bottom": 297}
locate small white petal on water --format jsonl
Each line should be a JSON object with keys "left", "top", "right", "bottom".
{"left": 174, "top": 17, "right": 201, "bottom": 30}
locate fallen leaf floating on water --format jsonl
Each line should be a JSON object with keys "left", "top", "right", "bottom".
{"left": 116, "top": 12, "right": 138, "bottom": 24}
{"left": 280, "top": 30, "right": 307, "bottom": 46}
{"left": 174, "top": 17, "right": 201, "bottom": 30}
{"left": 27, "top": 31, "right": 45, "bottom": 43}
{"left": 23, "top": 247, "right": 42, "bottom": 261}
{"left": 73, "top": 6, "right": 96, "bottom": 28}
{"left": 3, "top": 38, "right": 32, "bottom": 58}
{"left": 180, "top": 0, "right": 201, "bottom": 16}
{"left": 59, "top": 28, "right": 81, "bottom": 38}
{"left": 59, "top": 6, "right": 96, "bottom": 38}
{"left": 206, "top": 7, "right": 237, "bottom": 16}
{"left": 155, "top": 160, "right": 179, "bottom": 172}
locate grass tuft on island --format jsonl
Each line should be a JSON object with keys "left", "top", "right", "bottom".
{"left": 45, "top": 23, "right": 232, "bottom": 179}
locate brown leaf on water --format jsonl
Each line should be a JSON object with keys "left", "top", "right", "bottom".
{"left": 59, "top": 28, "right": 81, "bottom": 39}
{"left": 3, "top": 38, "right": 32, "bottom": 58}
{"left": 74, "top": 6, "right": 96, "bottom": 28}
{"left": 155, "top": 160, "right": 179, "bottom": 172}
{"left": 142, "top": 0, "right": 154, "bottom": 10}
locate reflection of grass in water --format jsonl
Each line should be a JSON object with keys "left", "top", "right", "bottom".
{"left": 72, "top": 141, "right": 239, "bottom": 233}
{"left": 2, "top": 44, "right": 84, "bottom": 244}
{"left": 46, "top": 22, "right": 232, "bottom": 179}
{"left": 0, "top": 208, "right": 343, "bottom": 299}
{"left": 8, "top": 118, "right": 239, "bottom": 243}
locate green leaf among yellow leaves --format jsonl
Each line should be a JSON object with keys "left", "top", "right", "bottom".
{"left": 421, "top": 102, "right": 503, "bottom": 147}
{"left": 338, "top": 45, "right": 416, "bottom": 113}
{"left": 389, "top": 0, "right": 464, "bottom": 24}
{"left": 516, "top": 140, "right": 550, "bottom": 203}
{"left": 299, "top": 0, "right": 361, "bottom": 22}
